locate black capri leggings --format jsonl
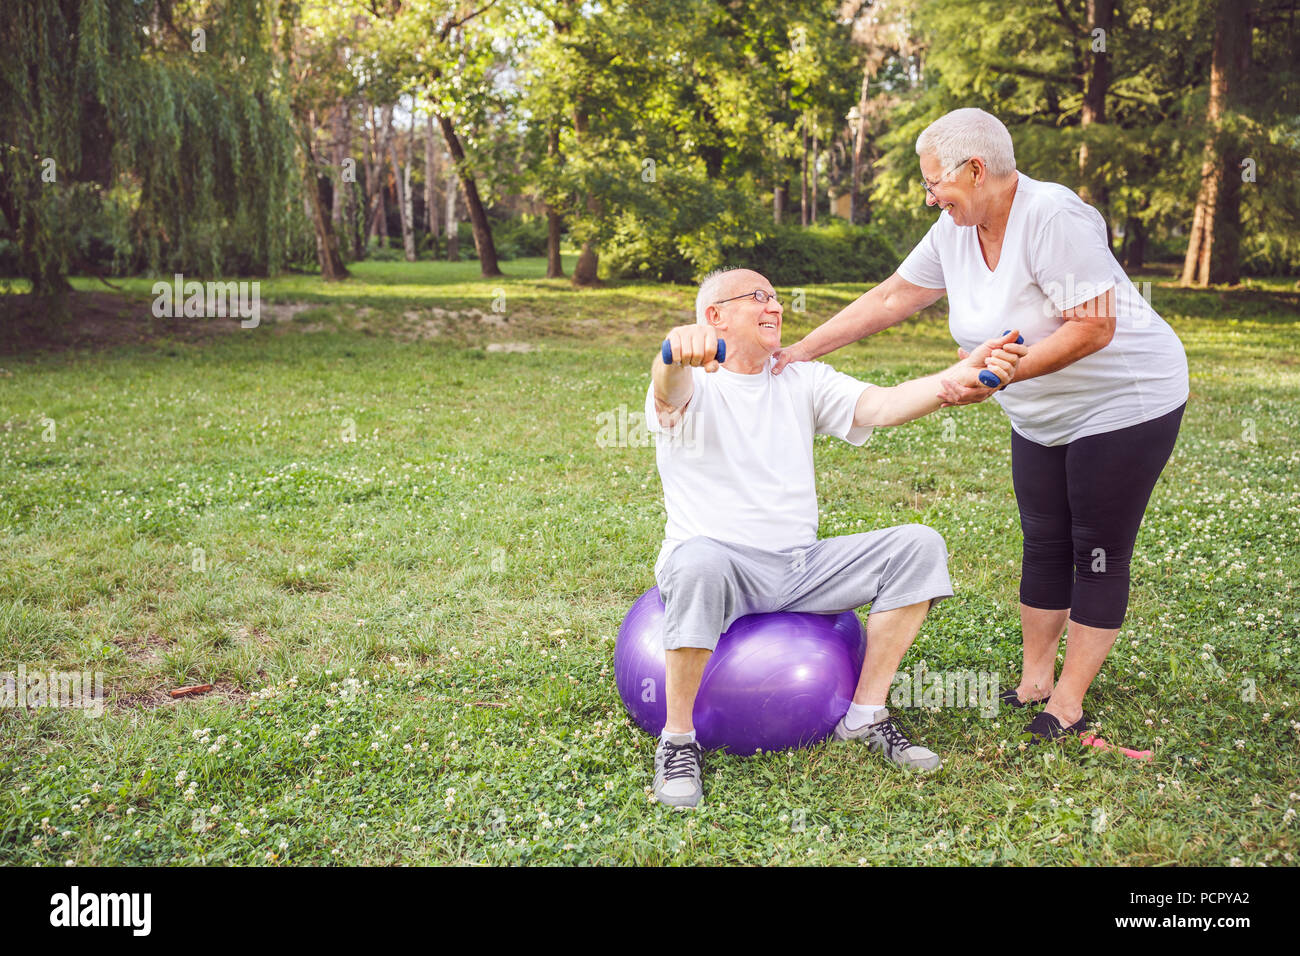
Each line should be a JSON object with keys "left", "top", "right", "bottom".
{"left": 1011, "top": 403, "right": 1185, "bottom": 630}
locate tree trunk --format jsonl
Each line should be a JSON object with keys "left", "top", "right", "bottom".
{"left": 425, "top": 113, "right": 439, "bottom": 260}
{"left": 445, "top": 153, "right": 459, "bottom": 262}
{"left": 1121, "top": 216, "right": 1146, "bottom": 269}
{"left": 546, "top": 212, "right": 564, "bottom": 277}
{"left": 363, "top": 109, "right": 378, "bottom": 243}
{"left": 545, "top": 124, "right": 564, "bottom": 278}
{"left": 571, "top": 103, "right": 600, "bottom": 287}
{"left": 571, "top": 243, "right": 597, "bottom": 284}
{"left": 331, "top": 101, "right": 348, "bottom": 229}
{"left": 811, "top": 130, "right": 819, "bottom": 225}
{"left": 1181, "top": 0, "right": 1252, "bottom": 286}
{"left": 437, "top": 114, "right": 501, "bottom": 277}
{"left": 850, "top": 71, "right": 869, "bottom": 224}
{"left": 296, "top": 115, "right": 348, "bottom": 281}
{"left": 388, "top": 117, "right": 416, "bottom": 262}
{"left": 377, "top": 108, "right": 393, "bottom": 248}
{"left": 364, "top": 106, "right": 393, "bottom": 247}
{"left": 774, "top": 180, "right": 791, "bottom": 226}
{"left": 0, "top": 180, "right": 71, "bottom": 293}
{"left": 1078, "top": 0, "right": 1114, "bottom": 248}
{"left": 342, "top": 103, "right": 362, "bottom": 260}
{"left": 801, "top": 115, "right": 810, "bottom": 227}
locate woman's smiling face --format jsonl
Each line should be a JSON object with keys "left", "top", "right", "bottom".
{"left": 920, "top": 154, "right": 973, "bottom": 226}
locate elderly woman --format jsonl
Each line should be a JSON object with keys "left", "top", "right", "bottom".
{"left": 772, "top": 107, "right": 1188, "bottom": 742}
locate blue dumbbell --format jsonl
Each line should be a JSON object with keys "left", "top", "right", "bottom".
{"left": 978, "top": 331, "right": 1024, "bottom": 388}
{"left": 661, "top": 337, "right": 726, "bottom": 366}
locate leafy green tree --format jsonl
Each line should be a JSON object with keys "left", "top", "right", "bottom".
{"left": 869, "top": 0, "right": 1300, "bottom": 277}
{"left": 279, "top": 0, "right": 352, "bottom": 279}
{"left": 0, "top": 0, "right": 301, "bottom": 292}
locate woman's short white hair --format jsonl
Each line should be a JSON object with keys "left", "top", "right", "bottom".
{"left": 916, "top": 108, "right": 1017, "bottom": 179}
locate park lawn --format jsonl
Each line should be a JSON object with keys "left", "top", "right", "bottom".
{"left": 0, "top": 259, "right": 1297, "bottom": 865}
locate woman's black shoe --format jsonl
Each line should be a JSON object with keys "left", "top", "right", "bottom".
{"left": 1023, "top": 710, "right": 1088, "bottom": 742}
{"left": 999, "top": 687, "right": 1051, "bottom": 709}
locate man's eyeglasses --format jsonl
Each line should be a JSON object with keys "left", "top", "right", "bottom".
{"left": 922, "top": 157, "right": 972, "bottom": 199}
{"left": 714, "top": 289, "right": 782, "bottom": 307}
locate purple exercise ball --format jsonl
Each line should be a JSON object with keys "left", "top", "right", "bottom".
{"left": 614, "top": 587, "right": 867, "bottom": 755}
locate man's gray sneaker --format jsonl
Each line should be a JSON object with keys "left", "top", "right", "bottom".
{"left": 833, "top": 707, "right": 941, "bottom": 770}
{"left": 653, "top": 734, "right": 704, "bottom": 808}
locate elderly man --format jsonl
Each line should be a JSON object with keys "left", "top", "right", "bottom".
{"left": 646, "top": 267, "right": 1025, "bottom": 808}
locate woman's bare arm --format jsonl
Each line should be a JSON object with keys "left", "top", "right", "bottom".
{"left": 771, "top": 272, "right": 946, "bottom": 374}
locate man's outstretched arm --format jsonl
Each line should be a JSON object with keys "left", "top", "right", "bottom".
{"left": 854, "top": 331, "right": 1026, "bottom": 428}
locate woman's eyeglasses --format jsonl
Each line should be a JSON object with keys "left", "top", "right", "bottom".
{"left": 922, "top": 157, "right": 972, "bottom": 198}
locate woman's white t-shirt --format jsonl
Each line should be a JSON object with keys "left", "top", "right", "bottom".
{"left": 644, "top": 357, "right": 873, "bottom": 580}
{"left": 897, "top": 171, "right": 1188, "bottom": 446}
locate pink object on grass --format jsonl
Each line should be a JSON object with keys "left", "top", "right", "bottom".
{"left": 1081, "top": 733, "right": 1153, "bottom": 761}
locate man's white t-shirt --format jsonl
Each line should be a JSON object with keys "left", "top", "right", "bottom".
{"left": 897, "top": 171, "right": 1188, "bottom": 446}
{"left": 645, "top": 357, "right": 873, "bottom": 580}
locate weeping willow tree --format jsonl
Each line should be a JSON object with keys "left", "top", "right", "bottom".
{"left": 0, "top": 0, "right": 302, "bottom": 294}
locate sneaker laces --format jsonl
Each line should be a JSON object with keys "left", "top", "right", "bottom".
{"left": 661, "top": 741, "right": 702, "bottom": 780}
{"left": 873, "top": 717, "right": 915, "bottom": 752}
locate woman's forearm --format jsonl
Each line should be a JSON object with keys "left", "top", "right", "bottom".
{"left": 791, "top": 272, "right": 944, "bottom": 363}
{"left": 795, "top": 286, "right": 898, "bottom": 361}
{"left": 1012, "top": 320, "right": 1113, "bottom": 384}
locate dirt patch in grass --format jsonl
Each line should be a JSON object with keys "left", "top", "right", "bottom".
{"left": 112, "top": 631, "right": 171, "bottom": 667}
{"left": 0, "top": 291, "right": 249, "bottom": 356}
{"left": 0, "top": 289, "right": 686, "bottom": 356}
{"left": 111, "top": 678, "right": 255, "bottom": 713}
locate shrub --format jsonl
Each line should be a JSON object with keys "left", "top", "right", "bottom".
{"left": 727, "top": 220, "right": 898, "bottom": 285}
{"left": 601, "top": 171, "right": 768, "bottom": 283}
{"left": 493, "top": 217, "right": 550, "bottom": 260}
{"left": 456, "top": 222, "right": 477, "bottom": 260}
{"left": 603, "top": 195, "right": 898, "bottom": 286}
{"left": 365, "top": 240, "right": 403, "bottom": 262}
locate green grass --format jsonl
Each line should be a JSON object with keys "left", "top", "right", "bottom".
{"left": 0, "top": 259, "right": 1297, "bottom": 865}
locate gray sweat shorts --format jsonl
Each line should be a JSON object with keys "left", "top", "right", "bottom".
{"left": 653, "top": 524, "right": 954, "bottom": 652}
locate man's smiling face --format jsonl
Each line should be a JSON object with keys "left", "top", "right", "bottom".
{"left": 708, "top": 269, "right": 783, "bottom": 357}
